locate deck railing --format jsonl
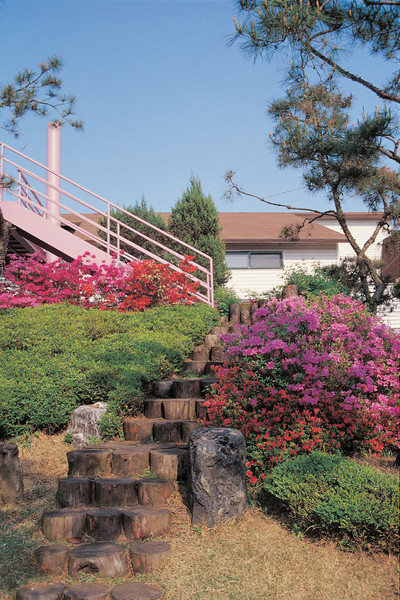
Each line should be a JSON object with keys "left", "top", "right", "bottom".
{"left": 0, "top": 142, "right": 214, "bottom": 306}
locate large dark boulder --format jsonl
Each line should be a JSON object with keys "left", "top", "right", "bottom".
{"left": 188, "top": 428, "right": 249, "bottom": 526}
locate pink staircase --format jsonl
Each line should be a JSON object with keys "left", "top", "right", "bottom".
{"left": 0, "top": 133, "right": 214, "bottom": 306}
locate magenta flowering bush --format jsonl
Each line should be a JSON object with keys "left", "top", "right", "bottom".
{"left": 203, "top": 294, "right": 399, "bottom": 486}
{"left": 0, "top": 252, "right": 130, "bottom": 309}
{"left": 222, "top": 295, "right": 399, "bottom": 422}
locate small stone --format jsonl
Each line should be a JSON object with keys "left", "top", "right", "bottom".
{"left": 67, "top": 405, "right": 108, "bottom": 449}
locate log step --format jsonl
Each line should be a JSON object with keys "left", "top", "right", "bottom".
{"left": 68, "top": 542, "right": 129, "bottom": 578}
{"left": 94, "top": 477, "right": 138, "bottom": 508}
{"left": 16, "top": 582, "right": 163, "bottom": 600}
{"left": 36, "top": 545, "right": 68, "bottom": 575}
{"left": 210, "top": 346, "right": 227, "bottom": 362}
{"left": 43, "top": 506, "right": 171, "bottom": 542}
{"left": 57, "top": 478, "right": 92, "bottom": 508}
{"left": 111, "top": 446, "right": 150, "bottom": 476}
{"left": 143, "top": 398, "right": 197, "bottom": 421}
{"left": 189, "top": 345, "right": 211, "bottom": 362}
{"left": 209, "top": 326, "right": 229, "bottom": 335}
{"left": 122, "top": 507, "right": 170, "bottom": 540}
{"left": 137, "top": 478, "right": 175, "bottom": 507}
{"left": 63, "top": 583, "right": 109, "bottom": 600}
{"left": 150, "top": 447, "right": 189, "bottom": 480}
{"left": 110, "top": 582, "right": 162, "bottom": 600}
{"left": 86, "top": 508, "right": 124, "bottom": 541}
{"left": 130, "top": 541, "right": 171, "bottom": 573}
{"left": 57, "top": 476, "right": 175, "bottom": 509}
{"left": 16, "top": 583, "right": 66, "bottom": 600}
{"left": 42, "top": 508, "right": 87, "bottom": 542}
{"left": 183, "top": 359, "right": 207, "bottom": 375}
{"left": 122, "top": 418, "right": 155, "bottom": 442}
{"left": 67, "top": 449, "right": 111, "bottom": 478}
{"left": 152, "top": 419, "right": 198, "bottom": 443}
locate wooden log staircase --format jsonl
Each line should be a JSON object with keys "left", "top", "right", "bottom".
{"left": 15, "top": 321, "right": 230, "bottom": 600}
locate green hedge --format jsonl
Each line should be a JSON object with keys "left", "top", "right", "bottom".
{"left": 0, "top": 303, "right": 218, "bottom": 439}
{"left": 262, "top": 452, "right": 399, "bottom": 552}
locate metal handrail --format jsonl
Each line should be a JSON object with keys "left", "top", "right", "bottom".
{"left": 0, "top": 142, "right": 214, "bottom": 306}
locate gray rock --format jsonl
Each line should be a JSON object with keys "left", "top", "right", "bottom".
{"left": 0, "top": 443, "right": 24, "bottom": 502}
{"left": 68, "top": 403, "right": 107, "bottom": 449}
{"left": 188, "top": 428, "right": 249, "bottom": 526}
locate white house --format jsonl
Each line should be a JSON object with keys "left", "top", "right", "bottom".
{"left": 218, "top": 212, "right": 399, "bottom": 330}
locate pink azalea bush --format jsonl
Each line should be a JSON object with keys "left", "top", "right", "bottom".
{"left": 0, "top": 252, "right": 200, "bottom": 310}
{"left": 0, "top": 252, "right": 129, "bottom": 309}
{"left": 203, "top": 294, "right": 400, "bottom": 486}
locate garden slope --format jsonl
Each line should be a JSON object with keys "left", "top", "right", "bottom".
{"left": 0, "top": 303, "right": 218, "bottom": 438}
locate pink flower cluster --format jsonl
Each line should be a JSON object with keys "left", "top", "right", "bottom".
{"left": 221, "top": 295, "right": 400, "bottom": 428}
{"left": 0, "top": 252, "right": 130, "bottom": 309}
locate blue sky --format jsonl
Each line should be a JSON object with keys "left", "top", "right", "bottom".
{"left": 0, "top": 0, "right": 392, "bottom": 213}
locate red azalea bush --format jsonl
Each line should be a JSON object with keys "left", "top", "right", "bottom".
{"left": 202, "top": 295, "right": 400, "bottom": 489}
{"left": 120, "top": 255, "right": 199, "bottom": 311}
{"left": 0, "top": 253, "right": 199, "bottom": 311}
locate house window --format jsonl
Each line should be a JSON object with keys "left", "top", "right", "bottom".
{"left": 226, "top": 251, "right": 283, "bottom": 269}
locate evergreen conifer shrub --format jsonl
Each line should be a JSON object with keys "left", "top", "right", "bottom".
{"left": 169, "top": 176, "right": 230, "bottom": 287}
{"left": 263, "top": 452, "right": 399, "bottom": 552}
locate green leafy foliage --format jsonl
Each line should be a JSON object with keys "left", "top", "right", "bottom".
{"left": 282, "top": 263, "right": 351, "bottom": 297}
{"left": 169, "top": 176, "right": 230, "bottom": 287}
{"left": 0, "top": 303, "right": 218, "bottom": 439}
{"left": 214, "top": 286, "right": 241, "bottom": 316}
{"left": 262, "top": 452, "right": 399, "bottom": 552}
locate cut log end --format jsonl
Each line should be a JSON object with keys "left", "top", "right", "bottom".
{"left": 68, "top": 542, "right": 129, "bottom": 579}
{"left": 63, "top": 583, "right": 110, "bottom": 600}
{"left": 110, "top": 582, "right": 163, "bottom": 600}
{"left": 130, "top": 541, "right": 171, "bottom": 573}
{"left": 15, "top": 583, "right": 66, "bottom": 600}
{"left": 35, "top": 545, "right": 68, "bottom": 575}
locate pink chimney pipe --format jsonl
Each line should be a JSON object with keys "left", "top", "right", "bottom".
{"left": 45, "top": 122, "right": 61, "bottom": 262}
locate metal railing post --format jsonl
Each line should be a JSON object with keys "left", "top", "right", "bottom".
{"left": 0, "top": 144, "right": 4, "bottom": 203}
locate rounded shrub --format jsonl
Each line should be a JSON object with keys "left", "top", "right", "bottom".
{"left": 262, "top": 452, "right": 399, "bottom": 552}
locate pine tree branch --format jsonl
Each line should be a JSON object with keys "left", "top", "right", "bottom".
{"left": 225, "top": 171, "right": 335, "bottom": 215}
{"left": 364, "top": 1, "right": 400, "bottom": 5}
{"left": 307, "top": 44, "right": 400, "bottom": 103}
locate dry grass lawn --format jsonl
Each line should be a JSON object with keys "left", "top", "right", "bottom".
{"left": 0, "top": 434, "right": 398, "bottom": 600}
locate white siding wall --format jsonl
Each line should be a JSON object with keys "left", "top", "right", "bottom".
{"left": 321, "top": 219, "right": 386, "bottom": 261}
{"left": 226, "top": 219, "right": 400, "bottom": 333}
{"left": 228, "top": 244, "right": 338, "bottom": 296}
{"left": 378, "top": 296, "right": 400, "bottom": 333}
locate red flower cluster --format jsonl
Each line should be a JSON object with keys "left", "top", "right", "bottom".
{"left": 0, "top": 253, "right": 200, "bottom": 311}
{"left": 120, "top": 255, "right": 199, "bottom": 311}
